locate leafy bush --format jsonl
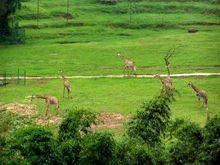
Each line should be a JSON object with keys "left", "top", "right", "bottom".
{"left": 79, "top": 132, "right": 115, "bottom": 165}
{"left": 127, "top": 95, "right": 171, "bottom": 146}
{"left": 0, "top": 111, "right": 13, "bottom": 133}
{"left": 0, "top": 110, "right": 33, "bottom": 134}
{"left": 169, "top": 122, "right": 203, "bottom": 164}
{"left": 0, "top": 136, "right": 29, "bottom": 165}
{"left": 9, "top": 126, "right": 57, "bottom": 164}
{"left": 199, "top": 116, "right": 220, "bottom": 163}
{"left": 58, "top": 108, "right": 98, "bottom": 142}
{"left": 114, "top": 137, "right": 155, "bottom": 165}
{"left": 57, "top": 139, "right": 81, "bottom": 164}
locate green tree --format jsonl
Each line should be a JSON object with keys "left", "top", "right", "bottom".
{"left": 9, "top": 126, "right": 57, "bottom": 164}
{"left": 0, "top": 0, "right": 21, "bottom": 35}
{"left": 127, "top": 94, "right": 171, "bottom": 146}
{"left": 58, "top": 108, "right": 98, "bottom": 142}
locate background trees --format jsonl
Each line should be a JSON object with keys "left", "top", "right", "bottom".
{"left": 0, "top": 0, "right": 21, "bottom": 35}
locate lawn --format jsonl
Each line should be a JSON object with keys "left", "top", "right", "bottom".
{"left": 1, "top": 76, "right": 219, "bottom": 126}
{"left": 0, "top": 0, "right": 220, "bottom": 76}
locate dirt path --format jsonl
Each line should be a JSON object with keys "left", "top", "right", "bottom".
{"left": 1, "top": 72, "right": 220, "bottom": 80}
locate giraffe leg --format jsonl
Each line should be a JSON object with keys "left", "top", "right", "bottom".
{"left": 63, "top": 86, "right": 65, "bottom": 98}
{"left": 196, "top": 94, "right": 201, "bottom": 107}
{"left": 68, "top": 89, "right": 70, "bottom": 99}
{"left": 55, "top": 104, "right": 59, "bottom": 115}
{"left": 45, "top": 104, "right": 50, "bottom": 116}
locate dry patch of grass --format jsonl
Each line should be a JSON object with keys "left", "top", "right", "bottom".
{"left": 0, "top": 102, "right": 37, "bottom": 116}
{"left": 35, "top": 115, "right": 62, "bottom": 126}
{"left": 92, "top": 112, "right": 129, "bottom": 130}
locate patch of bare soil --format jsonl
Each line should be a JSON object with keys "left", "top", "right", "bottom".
{"left": 0, "top": 102, "right": 37, "bottom": 116}
{"left": 30, "top": 80, "right": 48, "bottom": 85}
{"left": 35, "top": 115, "right": 62, "bottom": 126}
{"left": 91, "top": 112, "right": 128, "bottom": 130}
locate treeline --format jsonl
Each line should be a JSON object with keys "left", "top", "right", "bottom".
{"left": 0, "top": 94, "right": 219, "bottom": 164}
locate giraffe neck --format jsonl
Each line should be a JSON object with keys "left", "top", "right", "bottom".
{"left": 35, "top": 95, "right": 48, "bottom": 100}
{"left": 157, "top": 76, "right": 164, "bottom": 84}
{"left": 191, "top": 84, "right": 199, "bottom": 93}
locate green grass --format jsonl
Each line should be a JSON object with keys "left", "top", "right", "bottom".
{"left": 0, "top": 0, "right": 220, "bottom": 76}
{"left": 1, "top": 77, "right": 219, "bottom": 126}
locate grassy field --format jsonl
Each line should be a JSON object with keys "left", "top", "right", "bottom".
{"left": 0, "top": 0, "right": 220, "bottom": 135}
{"left": 0, "top": 0, "right": 220, "bottom": 76}
{"left": 1, "top": 77, "right": 220, "bottom": 126}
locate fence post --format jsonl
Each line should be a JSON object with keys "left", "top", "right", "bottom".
{"left": 17, "top": 68, "right": 20, "bottom": 85}
{"left": 24, "top": 70, "right": 26, "bottom": 85}
{"left": 4, "top": 71, "right": 6, "bottom": 87}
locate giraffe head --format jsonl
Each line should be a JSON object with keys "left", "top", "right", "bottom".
{"left": 117, "top": 52, "right": 121, "bottom": 56}
{"left": 58, "top": 70, "right": 65, "bottom": 78}
{"left": 31, "top": 95, "right": 36, "bottom": 101}
{"left": 187, "top": 82, "right": 193, "bottom": 87}
{"left": 154, "top": 74, "right": 161, "bottom": 78}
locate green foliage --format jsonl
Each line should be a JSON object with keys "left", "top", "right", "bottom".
{"left": 58, "top": 108, "right": 98, "bottom": 142}
{"left": 0, "top": 110, "right": 33, "bottom": 135}
{"left": 0, "top": 111, "right": 13, "bottom": 133}
{"left": 9, "top": 126, "right": 56, "bottom": 164}
{"left": 114, "top": 137, "right": 156, "bottom": 165}
{"left": 99, "top": 0, "right": 118, "bottom": 4}
{"left": 199, "top": 116, "right": 220, "bottom": 163}
{"left": 169, "top": 121, "right": 204, "bottom": 164}
{"left": 127, "top": 94, "right": 171, "bottom": 146}
{"left": 0, "top": 136, "right": 29, "bottom": 165}
{"left": 79, "top": 132, "right": 115, "bottom": 165}
{"left": 57, "top": 139, "right": 81, "bottom": 164}
{"left": 0, "top": 0, "right": 21, "bottom": 35}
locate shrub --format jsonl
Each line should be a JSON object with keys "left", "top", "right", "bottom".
{"left": 57, "top": 139, "right": 81, "bottom": 164}
{"left": 79, "top": 132, "right": 115, "bottom": 165}
{"left": 127, "top": 95, "right": 171, "bottom": 146}
{"left": 114, "top": 137, "right": 155, "bottom": 165}
{"left": 9, "top": 126, "right": 57, "bottom": 164}
{"left": 199, "top": 116, "right": 220, "bottom": 163}
{"left": 0, "top": 111, "right": 13, "bottom": 133}
{"left": 58, "top": 108, "right": 98, "bottom": 142}
{"left": 0, "top": 135, "right": 29, "bottom": 165}
{"left": 169, "top": 122, "right": 203, "bottom": 164}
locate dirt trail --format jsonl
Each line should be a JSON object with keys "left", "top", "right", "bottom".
{"left": 1, "top": 72, "right": 220, "bottom": 80}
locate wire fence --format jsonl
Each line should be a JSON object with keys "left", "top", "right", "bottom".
{"left": 0, "top": 69, "right": 27, "bottom": 87}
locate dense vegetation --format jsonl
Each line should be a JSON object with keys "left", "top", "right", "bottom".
{"left": 1, "top": 93, "right": 219, "bottom": 164}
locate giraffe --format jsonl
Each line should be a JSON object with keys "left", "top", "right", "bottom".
{"left": 164, "top": 48, "right": 175, "bottom": 89}
{"left": 154, "top": 74, "right": 173, "bottom": 93}
{"left": 155, "top": 48, "right": 175, "bottom": 93}
{"left": 58, "top": 71, "right": 71, "bottom": 99}
{"left": 187, "top": 82, "right": 208, "bottom": 119}
{"left": 117, "top": 53, "right": 136, "bottom": 74}
{"left": 31, "top": 94, "right": 59, "bottom": 116}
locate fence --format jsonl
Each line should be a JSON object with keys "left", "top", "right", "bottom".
{"left": 0, "top": 69, "right": 27, "bottom": 86}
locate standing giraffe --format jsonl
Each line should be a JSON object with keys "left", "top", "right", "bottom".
{"left": 31, "top": 94, "right": 59, "bottom": 116}
{"left": 117, "top": 53, "right": 136, "bottom": 74}
{"left": 59, "top": 71, "right": 71, "bottom": 99}
{"left": 154, "top": 74, "right": 173, "bottom": 93}
{"left": 187, "top": 82, "right": 208, "bottom": 119}
{"left": 164, "top": 48, "right": 175, "bottom": 89}
{"left": 155, "top": 48, "right": 175, "bottom": 93}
